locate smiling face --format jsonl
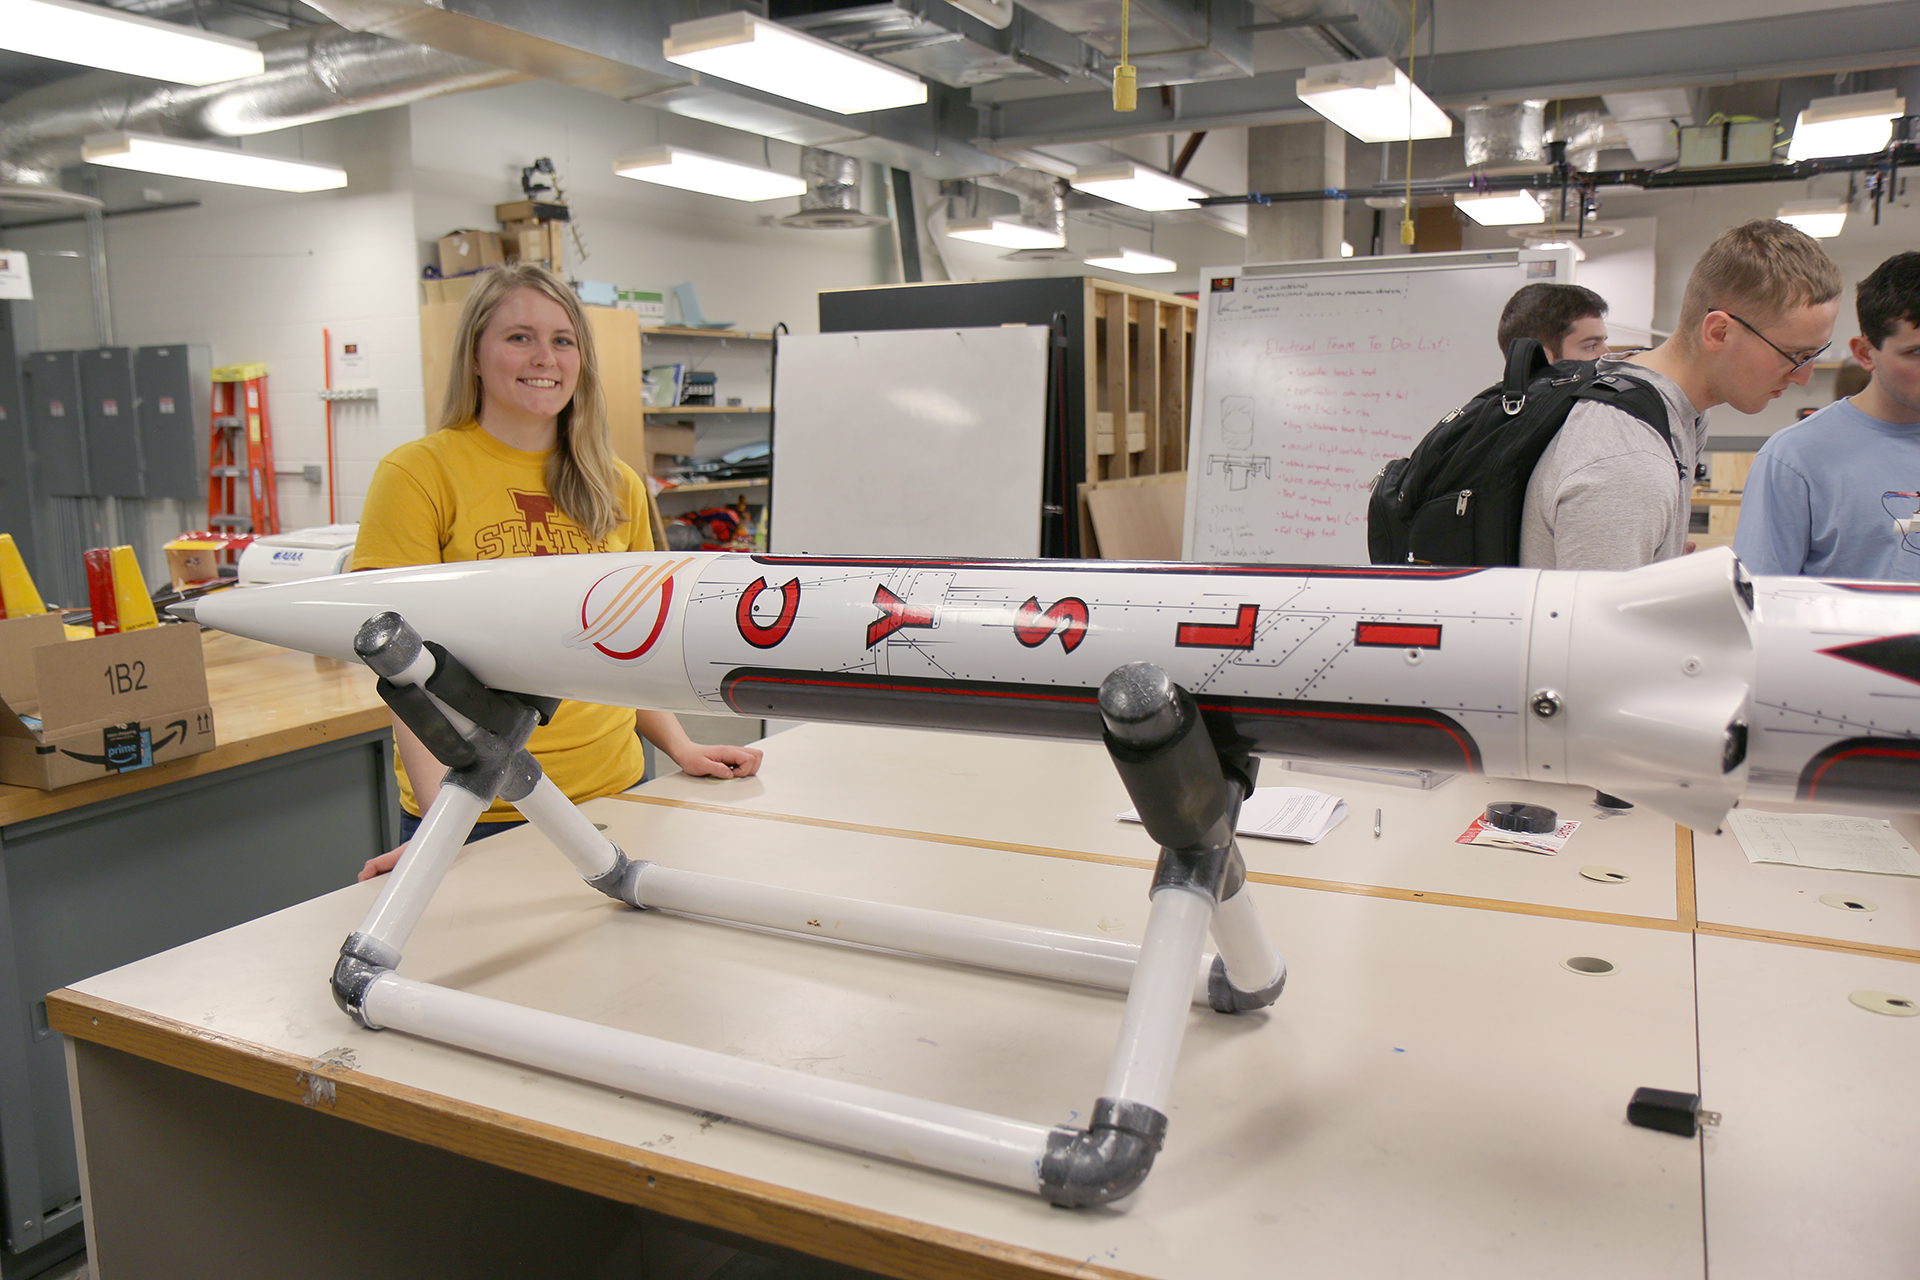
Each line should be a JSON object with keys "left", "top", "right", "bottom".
{"left": 475, "top": 286, "right": 580, "bottom": 431}
{"left": 1703, "top": 298, "right": 1842, "bottom": 415}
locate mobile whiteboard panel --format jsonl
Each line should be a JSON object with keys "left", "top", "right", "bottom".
{"left": 1183, "top": 249, "right": 1571, "bottom": 565}
{"left": 771, "top": 326, "right": 1050, "bottom": 557}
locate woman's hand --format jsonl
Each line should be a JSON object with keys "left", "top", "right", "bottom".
{"left": 360, "top": 843, "right": 405, "bottom": 882}
{"left": 670, "top": 741, "right": 765, "bottom": 779}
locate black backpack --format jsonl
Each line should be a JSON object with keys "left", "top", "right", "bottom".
{"left": 1366, "top": 338, "right": 1674, "bottom": 567}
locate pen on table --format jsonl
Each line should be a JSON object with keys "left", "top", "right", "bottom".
{"left": 1373, "top": 808, "right": 1382, "bottom": 838}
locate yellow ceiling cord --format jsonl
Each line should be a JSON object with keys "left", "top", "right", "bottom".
{"left": 1114, "top": 0, "right": 1137, "bottom": 111}
{"left": 1401, "top": 0, "right": 1417, "bottom": 244}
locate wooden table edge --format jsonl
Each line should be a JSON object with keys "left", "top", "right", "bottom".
{"left": 0, "top": 708, "right": 392, "bottom": 826}
{"left": 47, "top": 989, "right": 1139, "bottom": 1280}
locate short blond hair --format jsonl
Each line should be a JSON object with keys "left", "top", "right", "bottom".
{"left": 438, "top": 263, "right": 627, "bottom": 543}
{"left": 1676, "top": 220, "right": 1843, "bottom": 348}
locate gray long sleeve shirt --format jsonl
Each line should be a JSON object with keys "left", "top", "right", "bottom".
{"left": 1518, "top": 358, "right": 1709, "bottom": 571}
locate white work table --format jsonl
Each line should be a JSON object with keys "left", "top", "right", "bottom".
{"left": 51, "top": 724, "right": 1920, "bottom": 1279}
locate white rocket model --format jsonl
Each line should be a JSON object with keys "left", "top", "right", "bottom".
{"left": 184, "top": 546, "right": 1920, "bottom": 832}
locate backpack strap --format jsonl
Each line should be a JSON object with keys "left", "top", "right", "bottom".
{"left": 1499, "top": 337, "right": 1551, "bottom": 415}
{"left": 1575, "top": 373, "right": 1681, "bottom": 474}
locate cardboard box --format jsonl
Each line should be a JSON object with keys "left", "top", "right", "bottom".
{"left": 422, "top": 271, "right": 489, "bottom": 310}
{"left": 437, "top": 230, "right": 504, "bottom": 277}
{"left": 0, "top": 616, "right": 215, "bottom": 790}
{"left": 503, "top": 220, "right": 565, "bottom": 272}
{"left": 495, "top": 200, "right": 569, "bottom": 225}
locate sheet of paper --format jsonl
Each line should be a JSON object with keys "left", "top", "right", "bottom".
{"left": 1118, "top": 787, "right": 1348, "bottom": 844}
{"left": 1455, "top": 815, "right": 1580, "bottom": 855}
{"left": 1725, "top": 810, "right": 1920, "bottom": 877}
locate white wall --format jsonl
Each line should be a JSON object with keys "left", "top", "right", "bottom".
{"left": 6, "top": 110, "right": 425, "bottom": 530}
{"left": 408, "top": 80, "right": 898, "bottom": 337}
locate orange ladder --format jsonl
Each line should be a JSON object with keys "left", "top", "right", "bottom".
{"left": 208, "top": 362, "right": 279, "bottom": 538}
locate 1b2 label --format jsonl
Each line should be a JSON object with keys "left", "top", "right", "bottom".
{"left": 102, "top": 661, "right": 148, "bottom": 695}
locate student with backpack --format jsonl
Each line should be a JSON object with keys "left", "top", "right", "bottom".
{"left": 1370, "top": 221, "right": 1843, "bottom": 571}
{"left": 1521, "top": 220, "right": 1842, "bottom": 570}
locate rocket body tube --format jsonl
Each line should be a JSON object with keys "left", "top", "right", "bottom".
{"left": 185, "top": 548, "right": 1920, "bottom": 831}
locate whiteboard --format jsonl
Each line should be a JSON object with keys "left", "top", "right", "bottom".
{"left": 771, "top": 326, "right": 1050, "bottom": 557}
{"left": 1183, "top": 249, "right": 1571, "bottom": 565}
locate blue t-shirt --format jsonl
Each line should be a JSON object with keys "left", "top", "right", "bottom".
{"left": 1734, "top": 398, "right": 1920, "bottom": 580}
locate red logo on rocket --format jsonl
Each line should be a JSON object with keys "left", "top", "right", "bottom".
{"left": 571, "top": 558, "right": 695, "bottom": 661}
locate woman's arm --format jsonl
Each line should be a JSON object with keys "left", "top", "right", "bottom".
{"left": 635, "top": 709, "right": 765, "bottom": 779}
{"left": 358, "top": 718, "right": 449, "bottom": 882}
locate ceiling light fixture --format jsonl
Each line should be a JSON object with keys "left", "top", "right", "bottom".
{"left": 82, "top": 133, "right": 345, "bottom": 192}
{"left": 613, "top": 145, "right": 807, "bottom": 202}
{"left": 1069, "top": 162, "right": 1204, "bottom": 211}
{"left": 1454, "top": 190, "right": 1544, "bottom": 226}
{"left": 0, "top": 0, "right": 263, "bottom": 85}
{"left": 1296, "top": 57, "right": 1451, "bottom": 144}
{"left": 1083, "top": 248, "right": 1178, "bottom": 274}
{"left": 664, "top": 12, "right": 928, "bottom": 116}
{"left": 1529, "top": 238, "right": 1586, "bottom": 261}
{"left": 1776, "top": 199, "right": 1848, "bottom": 238}
{"left": 943, "top": 217, "right": 1067, "bottom": 250}
{"left": 1787, "top": 89, "right": 1904, "bottom": 161}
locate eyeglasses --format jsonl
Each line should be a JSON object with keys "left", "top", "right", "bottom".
{"left": 1716, "top": 309, "right": 1831, "bottom": 372}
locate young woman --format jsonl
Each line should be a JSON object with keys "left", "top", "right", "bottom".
{"left": 354, "top": 263, "right": 762, "bottom": 879}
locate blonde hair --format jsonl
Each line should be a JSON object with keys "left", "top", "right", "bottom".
{"left": 438, "top": 262, "right": 627, "bottom": 543}
{"left": 1676, "top": 220, "right": 1844, "bottom": 350}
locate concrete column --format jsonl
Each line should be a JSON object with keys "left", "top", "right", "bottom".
{"left": 1246, "top": 121, "right": 1346, "bottom": 263}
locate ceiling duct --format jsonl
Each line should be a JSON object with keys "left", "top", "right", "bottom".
{"left": 1601, "top": 88, "right": 1698, "bottom": 163}
{"left": 1249, "top": 0, "right": 1429, "bottom": 62}
{"left": 1547, "top": 108, "right": 1608, "bottom": 173}
{"left": 0, "top": 23, "right": 518, "bottom": 197}
{"left": 308, "top": 0, "right": 1008, "bottom": 179}
{"left": 779, "top": 149, "right": 890, "bottom": 228}
{"left": 1012, "top": 0, "right": 1255, "bottom": 85}
{"left": 1464, "top": 100, "right": 1547, "bottom": 172}
{"left": 771, "top": 0, "right": 1090, "bottom": 89}
{"left": 985, "top": 163, "right": 1075, "bottom": 255}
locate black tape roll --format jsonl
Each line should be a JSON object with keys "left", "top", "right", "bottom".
{"left": 1485, "top": 801, "right": 1558, "bottom": 834}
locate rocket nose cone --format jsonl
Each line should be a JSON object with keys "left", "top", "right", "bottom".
{"left": 166, "top": 599, "right": 199, "bottom": 624}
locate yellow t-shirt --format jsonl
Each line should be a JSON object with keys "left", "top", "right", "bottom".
{"left": 354, "top": 422, "right": 653, "bottom": 820}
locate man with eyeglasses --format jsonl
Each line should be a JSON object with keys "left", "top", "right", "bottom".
{"left": 1737, "top": 252, "right": 1920, "bottom": 579}
{"left": 1520, "top": 220, "right": 1842, "bottom": 571}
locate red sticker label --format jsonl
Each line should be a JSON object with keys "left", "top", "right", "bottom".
{"left": 1013, "top": 596, "right": 1089, "bottom": 653}
{"left": 736, "top": 576, "right": 800, "bottom": 649}
{"left": 1355, "top": 622, "right": 1442, "bottom": 648}
{"left": 867, "top": 584, "right": 937, "bottom": 648}
{"left": 1176, "top": 604, "right": 1258, "bottom": 650}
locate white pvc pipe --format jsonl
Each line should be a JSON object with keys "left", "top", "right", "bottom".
{"left": 356, "top": 785, "right": 490, "bottom": 951}
{"left": 512, "top": 775, "right": 620, "bottom": 881}
{"left": 361, "top": 972, "right": 1052, "bottom": 1192}
{"left": 1210, "top": 889, "right": 1285, "bottom": 995}
{"left": 1101, "top": 885, "right": 1214, "bottom": 1111}
{"left": 633, "top": 863, "right": 1217, "bottom": 1002}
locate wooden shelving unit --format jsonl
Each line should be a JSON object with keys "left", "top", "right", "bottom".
{"left": 659, "top": 477, "right": 769, "bottom": 496}
{"left": 642, "top": 405, "right": 771, "bottom": 415}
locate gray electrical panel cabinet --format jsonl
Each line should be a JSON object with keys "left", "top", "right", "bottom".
{"left": 133, "top": 344, "right": 207, "bottom": 503}
{"left": 24, "top": 352, "right": 84, "bottom": 498}
{"left": 78, "top": 347, "right": 143, "bottom": 498}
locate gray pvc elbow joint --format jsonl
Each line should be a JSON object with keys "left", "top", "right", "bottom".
{"left": 584, "top": 846, "right": 652, "bottom": 909}
{"left": 1207, "top": 952, "right": 1287, "bottom": 1013}
{"left": 331, "top": 931, "right": 398, "bottom": 1028}
{"left": 1038, "top": 1097, "right": 1168, "bottom": 1208}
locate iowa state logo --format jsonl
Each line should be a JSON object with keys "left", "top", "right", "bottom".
{"left": 569, "top": 558, "right": 695, "bottom": 662}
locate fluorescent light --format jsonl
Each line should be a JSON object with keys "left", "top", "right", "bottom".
{"left": 1340, "top": 241, "right": 1355, "bottom": 257}
{"left": 1296, "top": 57, "right": 1451, "bottom": 144}
{"left": 1788, "top": 89, "right": 1904, "bottom": 160}
{"left": 82, "top": 133, "right": 345, "bottom": 192}
{"left": 665, "top": 12, "right": 928, "bottom": 116}
{"left": 1531, "top": 239, "right": 1587, "bottom": 261}
{"left": 1455, "top": 190, "right": 1544, "bottom": 226}
{"left": 0, "top": 0, "right": 262, "bottom": 85}
{"left": 944, "top": 217, "right": 1066, "bottom": 249}
{"left": 1069, "top": 162, "right": 1203, "bottom": 211}
{"left": 613, "top": 145, "right": 807, "bottom": 202}
{"left": 1776, "top": 199, "right": 1848, "bottom": 238}
{"left": 1084, "top": 248, "right": 1178, "bottom": 274}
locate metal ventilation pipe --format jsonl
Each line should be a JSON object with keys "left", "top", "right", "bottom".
{"left": 992, "top": 165, "right": 1067, "bottom": 241}
{"left": 0, "top": 23, "right": 519, "bottom": 197}
{"left": 779, "top": 149, "right": 890, "bottom": 229}
{"left": 1464, "top": 101, "right": 1547, "bottom": 170}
